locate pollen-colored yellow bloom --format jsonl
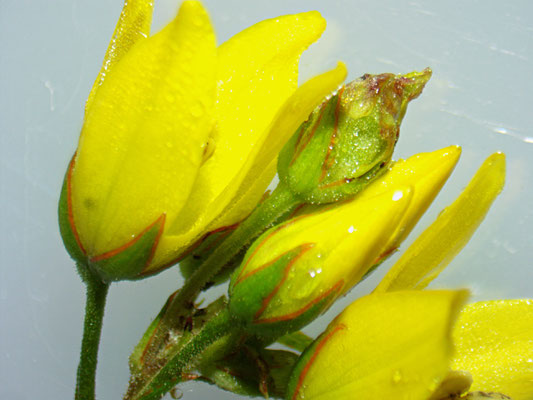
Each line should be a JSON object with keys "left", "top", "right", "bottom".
{"left": 228, "top": 146, "right": 461, "bottom": 336}
{"left": 229, "top": 187, "right": 412, "bottom": 336}
{"left": 58, "top": 0, "right": 347, "bottom": 281}
{"left": 451, "top": 299, "right": 533, "bottom": 400}
{"left": 375, "top": 152, "right": 506, "bottom": 292}
{"left": 287, "top": 290, "right": 470, "bottom": 400}
{"left": 287, "top": 293, "right": 533, "bottom": 400}
{"left": 287, "top": 152, "right": 533, "bottom": 400}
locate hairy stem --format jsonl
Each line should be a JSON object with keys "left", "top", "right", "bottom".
{"left": 75, "top": 270, "right": 109, "bottom": 400}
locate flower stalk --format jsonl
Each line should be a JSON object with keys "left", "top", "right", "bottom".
{"left": 75, "top": 268, "right": 109, "bottom": 400}
{"left": 137, "top": 181, "right": 300, "bottom": 369}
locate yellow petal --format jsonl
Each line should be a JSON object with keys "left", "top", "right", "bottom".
{"left": 211, "top": 62, "right": 348, "bottom": 228}
{"left": 452, "top": 300, "right": 533, "bottom": 400}
{"left": 249, "top": 188, "right": 412, "bottom": 323}
{"left": 360, "top": 146, "right": 462, "bottom": 257}
{"left": 72, "top": 1, "right": 216, "bottom": 255}
{"left": 288, "top": 290, "right": 469, "bottom": 400}
{"left": 86, "top": 0, "right": 154, "bottom": 114}
{"left": 375, "top": 152, "right": 505, "bottom": 293}
{"left": 166, "top": 11, "right": 326, "bottom": 241}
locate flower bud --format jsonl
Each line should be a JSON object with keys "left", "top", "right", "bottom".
{"left": 278, "top": 69, "right": 432, "bottom": 204}
{"left": 228, "top": 187, "right": 412, "bottom": 337}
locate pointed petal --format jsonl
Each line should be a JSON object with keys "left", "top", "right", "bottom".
{"left": 166, "top": 11, "right": 327, "bottom": 241}
{"left": 375, "top": 152, "right": 505, "bottom": 293}
{"left": 287, "top": 290, "right": 469, "bottom": 400}
{"left": 212, "top": 62, "right": 348, "bottom": 228}
{"left": 359, "top": 146, "right": 461, "bottom": 254}
{"left": 452, "top": 300, "right": 533, "bottom": 400}
{"left": 72, "top": 1, "right": 216, "bottom": 255}
{"left": 86, "top": 0, "right": 154, "bottom": 114}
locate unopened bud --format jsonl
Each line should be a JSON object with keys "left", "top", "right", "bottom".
{"left": 278, "top": 69, "right": 432, "bottom": 204}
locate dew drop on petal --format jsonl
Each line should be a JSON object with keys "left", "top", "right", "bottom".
{"left": 392, "top": 369, "right": 402, "bottom": 384}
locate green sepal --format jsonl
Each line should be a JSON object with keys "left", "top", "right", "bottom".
{"left": 58, "top": 165, "right": 88, "bottom": 266}
{"left": 278, "top": 69, "right": 432, "bottom": 205}
{"left": 229, "top": 245, "right": 338, "bottom": 339}
{"left": 249, "top": 288, "right": 337, "bottom": 340}
{"left": 286, "top": 328, "right": 324, "bottom": 400}
{"left": 198, "top": 347, "right": 300, "bottom": 399}
{"left": 89, "top": 214, "right": 164, "bottom": 282}
{"left": 278, "top": 100, "right": 390, "bottom": 204}
{"left": 229, "top": 247, "right": 294, "bottom": 325}
{"left": 58, "top": 156, "right": 165, "bottom": 283}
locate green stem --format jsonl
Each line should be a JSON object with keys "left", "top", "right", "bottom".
{"left": 167, "top": 182, "right": 299, "bottom": 322}
{"left": 75, "top": 270, "right": 109, "bottom": 400}
{"left": 133, "top": 309, "right": 235, "bottom": 400}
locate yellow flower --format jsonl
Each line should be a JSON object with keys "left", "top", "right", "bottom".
{"left": 450, "top": 299, "right": 533, "bottom": 399}
{"left": 58, "top": 0, "right": 347, "bottom": 281}
{"left": 287, "top": 294, "right": 533, "bottom": 400}
{"left": 228, "top": 146, "right": 461, "bottom": 336}
{"left": 287, "top": 153, "right": 533, "bottom": 400}
{"left": 287, "top": 289, "right": 470, "bottom": 400}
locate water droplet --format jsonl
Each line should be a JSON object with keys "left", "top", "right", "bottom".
{"left": 170, "top": 387, "right": 183, "bottom": 399}
{"left": 392, "top": 369, "right": 402, "bottom": 384}
{"left": 347, "top": 225, "right": 355, "bottom": 233}
{"left": 392, "top": 190, "right": 404, "bottom": 201}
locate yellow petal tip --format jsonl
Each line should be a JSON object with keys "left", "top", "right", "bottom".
{"left": 485, "top": 151, "right": 506, "bottom": 176}
{"left": 334, "top": 61, "right": 348, "bottom": 80}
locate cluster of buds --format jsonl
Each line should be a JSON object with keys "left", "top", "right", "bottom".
{"left": 229, "top": 146, "right": 461, "bottom": 338}
{"left": 58, "top": 2, "right": 527, "bottom": 400}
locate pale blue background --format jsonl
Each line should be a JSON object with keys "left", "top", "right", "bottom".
{"left": 1, "top": 1, "right": 532, "bottom": 399}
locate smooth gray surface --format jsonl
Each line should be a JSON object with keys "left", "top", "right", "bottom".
{"left": 1, "top": 1, "right": 532, "bottom": 399}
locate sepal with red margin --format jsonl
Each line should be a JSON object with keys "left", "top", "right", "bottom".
{"left": 229, "top": 243, "right": 342, "bottom": 338}
{"left": 58, "top": 155, "right": 166, "bottom": 282}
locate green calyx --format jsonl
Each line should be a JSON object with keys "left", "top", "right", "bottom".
{"left": 58, "top": 165, "right": 88, "bottom": 267}
{"left": 229, "top": 243, "right": 337, "bottom": 339}
{"left": 278, "top": 68, "right": 432, "bottom": 204}
{"left": 58, "top": 158, "right": 165, "bottom": 283}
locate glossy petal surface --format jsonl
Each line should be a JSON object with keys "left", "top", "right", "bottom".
{"left": 359, "top": 146, "right": 461, "bottom": 255}
{"left": 287, "top": 290, "right": 468, "bottom": 400}
{"left": 452, "top": 300, "right": 533, "bottom": 400}
{"left": 86, "top": 0, "right": 154, "bottom": 114}
{"left": 71, "top": 1, "right": 216, "bottom": 256}
{"left": 212, "top": 62, "right": 348, "bottom": 228}
{"left": 376, "top": 152, "right": 505, "bottom": 292}
{"left": 166, "top": 11, "right": 327, "bottom": 243}
{"left": 233, "top": 188, "right": 411, "bottom": 323}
